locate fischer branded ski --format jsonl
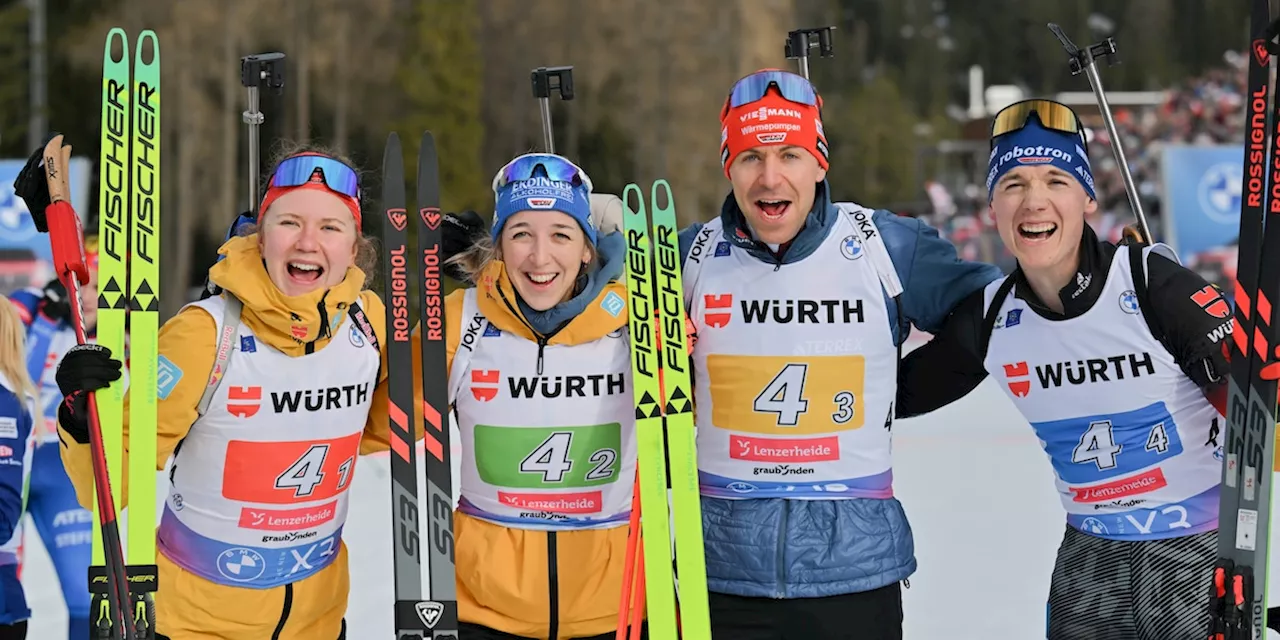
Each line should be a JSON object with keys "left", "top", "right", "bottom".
{"left": 1207, "top": 4, "right": 1280, "bottom": 639}
{"left": 91, "top": 26, "right": 160, "bottom": 640}
{"left": 381, "top": 132, "right": 457, "bottom": 640}
{"left": 125, "top": 29, "right": 161, "bottom": 640}
{"left": 622, "top": 181, "right": 710, "bottom": 639}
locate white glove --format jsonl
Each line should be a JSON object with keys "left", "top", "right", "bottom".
{"left": 589, "top": 193, "right": 623, "bottom": 235}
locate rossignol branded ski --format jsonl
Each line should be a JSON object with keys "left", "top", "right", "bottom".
{"left": 381, "top": 132, "right": 458, "bottom": 640}
{"left": 1207, "top": 4, "right": 1280, "bottom": 638}
{"left": 622, "top": 181, "right": 710, "bottom": 639}
{"left": 92, "top": 26, "right": 160, "bottom": 640}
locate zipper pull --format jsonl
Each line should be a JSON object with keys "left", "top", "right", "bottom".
{"left": 537, "top": 339, "right": 547, "bottom": 375}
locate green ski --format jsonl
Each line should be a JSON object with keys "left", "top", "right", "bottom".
{"left": 94, "top": 27, "right": 131, "bottom": 638}
{"left": 95, "top": 26, "right": 161, "bottom": 639}
{"left": 622, "top": 181, "right": 710, "bottom": 638}
{"left": 126, "top": 29, "right": 161, "bottom": 638}
{"left": 623, "top": 184, "right": 678, "bottom": 636}
{"left": 650, "top": 180, "right": 710, "bottom": 639}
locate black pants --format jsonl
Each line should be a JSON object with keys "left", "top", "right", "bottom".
{"left": 458, "top": 622, "right": 647, "bottom": 639}
{"left": 708, "top": 583, "right": 903, "bottom": 640}
{"left": 1047, "top": 526, "right": 1214, "bottom": 640}
{"left": 0, "top": 621, "right": 24, "bottom": 640}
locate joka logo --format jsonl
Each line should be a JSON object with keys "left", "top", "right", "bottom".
{"left": 704, "top": 294, "right": 733, "bottom": 328}
{"left": 1191, "top": 285, "right": 1230, "bottom": 319}
{"left": 1255, "top": 38, "right": 1271, "bottom": 67}
{"left": 471, "top": 370, "right": 499, "bottom": 402}
{"left": 421, "top": 207, "right": 442, "bottom": 230}
{"left": 228, "top": 386, "right": 263, "bottom": 418}
{"left": 527, "top": 197, "right": 556, "bottom": 209}
{"left": 1003, "top": 362, "right": 1031, "bottom": 397}
{"left": 387, "top": 207, "right": 407, "bottom": 232}
{"left": 756, "top": 132, "right": 788, "bottom": 144}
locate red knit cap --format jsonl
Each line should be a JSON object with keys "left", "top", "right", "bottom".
{"left": 719, "top": 86, "right": 829, "bottom": 178}
{"left": 258, "top": 152, "right": 362, "bottom": 228}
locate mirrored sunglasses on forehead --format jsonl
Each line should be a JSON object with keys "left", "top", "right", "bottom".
{"left": 491, "top": 153, "right": 594, "bottom": 193}
{"left": 270, "top": 154, "right": 361, "bottom": 199}
{"left": 721, "top": 69, "right": 822, "bottom": 120}
{"left": 990, "top": 99, "right": 1088, "bottom": 152}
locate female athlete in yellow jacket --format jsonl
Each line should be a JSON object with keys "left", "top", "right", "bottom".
{"left": 53, "top": 146, "right": 396, "bottom": 639}
{"left": 440, "top": 153, "right": 641, "bottom": 639}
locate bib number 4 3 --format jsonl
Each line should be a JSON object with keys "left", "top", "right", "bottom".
{"left": 753, "top": 363, "right": 856, "bottom": 427}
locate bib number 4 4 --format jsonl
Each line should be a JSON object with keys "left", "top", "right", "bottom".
{"left": 1072, "top": 420, "right": 1171, "bottom": 470}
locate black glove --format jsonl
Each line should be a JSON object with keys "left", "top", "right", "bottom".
{"left": 13, "top": 134, "right": 60, "bottom": 232}
{"left": 54, "top": 344, "right": 123, "bottom": 445}
{"left": 442, "top": 210, "right": 487, "bottom": 283}
{"left": 40, "top": 278, "right": 71, "bottom": 324}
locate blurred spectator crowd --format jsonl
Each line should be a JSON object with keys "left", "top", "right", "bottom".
{"left": 928, "top": 51, "right": 1250, "bottom": 289}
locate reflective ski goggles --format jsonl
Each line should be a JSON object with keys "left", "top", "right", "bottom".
{"left": 720, "top": 69, "right": 822, "bottom": 119}
{"left": 991, "top": 99, "right": 1086, "bottom": 146}
{"left": 491, "top": 153, "right": 593, "bottom": 193}
{"left": 268, "top": 153, "right": 361, "bottom": 199}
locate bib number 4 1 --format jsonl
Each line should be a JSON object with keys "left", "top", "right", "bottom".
{"left": 275, "top": 444, "right": 355, "bottom": 499}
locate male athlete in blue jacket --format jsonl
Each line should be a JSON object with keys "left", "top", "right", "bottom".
{"left": 675, "top": 69, "right": 1001, "bottom": 639}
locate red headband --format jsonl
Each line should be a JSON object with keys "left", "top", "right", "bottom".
{"left": 719, "top": 89, "right": 829, "bottom": 178}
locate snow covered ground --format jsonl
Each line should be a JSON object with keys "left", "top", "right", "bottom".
{"left": 20, "top": 378, "right": 1280, "bottom": 638}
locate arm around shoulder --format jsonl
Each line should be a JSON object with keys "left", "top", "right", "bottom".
{"left": 896, "top": 287, "right": 992, "bottom": 419}
{"left": 874, "top": 211, "right": 1003, "bottom": 334}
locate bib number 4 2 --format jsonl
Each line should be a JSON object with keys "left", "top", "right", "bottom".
{"left": 520, "top": 432, "right": 617, "bottom": 483}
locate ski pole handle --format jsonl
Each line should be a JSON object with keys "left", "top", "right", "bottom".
{"left": 530, "top": 66, "right": 574, "bottom": 153}
{"left": 1047, "top": 24, "right": 1153, "bottom": 245}
{"left": 241, "top": 52, "right": 285, "bottom": 216}
{"left": 41, "top": 136, "right": 90, "bottom": 290}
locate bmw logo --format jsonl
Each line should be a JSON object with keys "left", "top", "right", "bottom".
{"left": 1118, "top": 290, "right": 1140, "bottom": 315}
{"left": 1197, "top": 162, "right": 1242, "bottom": 225}
{"left": 840, "top": 234, "right": 863, "bottom": 260}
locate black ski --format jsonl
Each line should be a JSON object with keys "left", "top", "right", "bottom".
{"left": 1208, "top": 4, "right": 1280, "bottom": 638}
{"left": 381, "top": 133, "right": 430, "bottom": 639}
{"left": 414, "top": 131, "right": 458, "bottom": 638}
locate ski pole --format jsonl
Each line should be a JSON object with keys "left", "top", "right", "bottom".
{"left": 1047, "top": 23, "right": 1153, "bottom": 245}
{"left": 784, "top": 26, "right": 836, "bottom": 81}
{"left": 530, "top": 66, "right": 574, "bottom": 153}
{"left": 28, "top": 135, "right": 137, "bottom": 640}
{"left": 240, "top": 52, "right": 285, "bottom": 216}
